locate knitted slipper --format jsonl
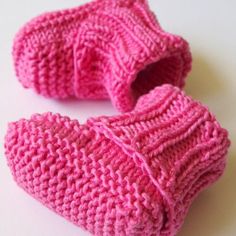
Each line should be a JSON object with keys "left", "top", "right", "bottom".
{"left": 5, "top": 85, "right": 229, "bottom": 236}
{"left": 13, "top": 0, "right": 192, "bottom": 112}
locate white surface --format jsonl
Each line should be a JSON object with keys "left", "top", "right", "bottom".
{"left": 0, "top": 0, "right": 235, "bottom": 235}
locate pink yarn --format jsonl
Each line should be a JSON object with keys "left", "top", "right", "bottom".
{"left": 13, "top": 0, "right": 192, "bottom": 112}
{"left": 5, "top": 85, "right": 230, "bottom": 236}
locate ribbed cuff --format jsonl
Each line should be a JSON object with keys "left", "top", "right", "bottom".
{"left": 74, "top": 0, "right": 192, "bottom": 112}
{"left": 88, "top": 85, "right": 230, "bottom": 234}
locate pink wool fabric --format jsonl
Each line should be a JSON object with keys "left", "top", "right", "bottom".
{"left": 13, "top": 0, "right": 192, "bottom": 112}
{"left": 5, "top": 85, "right": 230, "bottom": 236}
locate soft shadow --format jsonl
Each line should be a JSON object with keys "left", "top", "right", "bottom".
{"left": 185, "top": 55, "right": 226, "bottom": 100}
{"left": 178, "top": 55, "right": 236, "bottom": 235}
{"left": 50, "top": 98, "right": 117, "bottom": 122}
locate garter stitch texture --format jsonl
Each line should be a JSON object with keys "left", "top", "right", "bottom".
{"left": 13, "top": 0, "right": 192, "bottom": 112}
{"left": 5, "top": 85, "right": 230, "bottom": 236}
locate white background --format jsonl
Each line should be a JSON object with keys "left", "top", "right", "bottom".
{"left": 0, "top": 0, "right": 235, "bottom": 235}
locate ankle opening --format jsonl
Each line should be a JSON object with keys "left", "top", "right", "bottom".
{"left": 131, "top": 55, "right": 184, "bottom": 101}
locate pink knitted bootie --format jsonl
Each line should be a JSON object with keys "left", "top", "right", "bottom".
{"left": 5, "top": 85, "right": 229, "bottom": 236}
{"left": 13, "top": 0, "right": 192, "bottom": 112}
